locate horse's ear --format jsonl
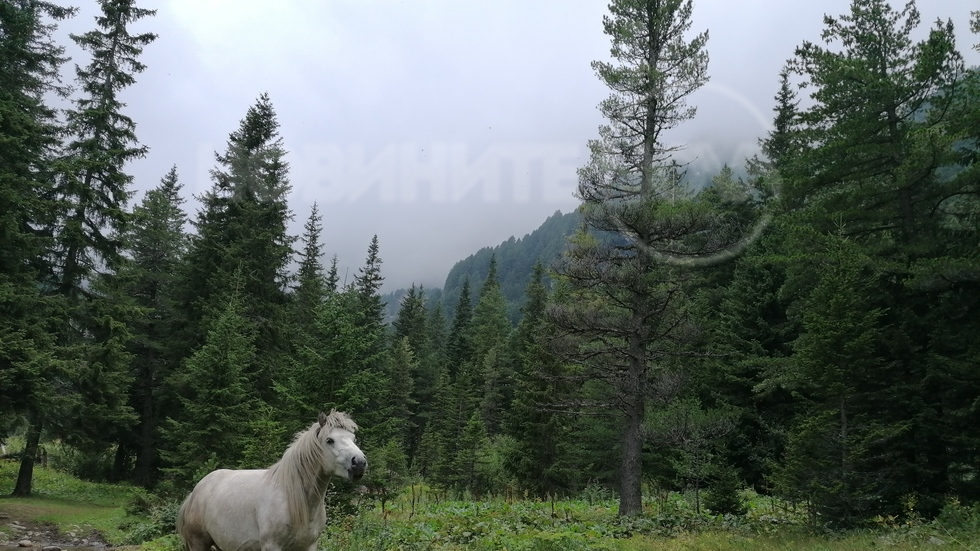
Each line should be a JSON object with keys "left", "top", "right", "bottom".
{"left": 318, "top": 411, "right": 327, "bottom": 427}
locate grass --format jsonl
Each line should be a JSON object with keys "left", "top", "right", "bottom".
{"left": 0, "top": 458, "right": 136, "bottom": 545}
{"left": 316, "top": 484, "right": 980, "bottom": 551}
{"left": 1, "top": 458, "right": 978, "bottom": 551}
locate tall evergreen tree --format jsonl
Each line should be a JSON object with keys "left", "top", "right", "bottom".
{"left": 782, "top": 0, "right": 974, "bottom": 516}
{"left": 353, "top": 234, "right": 385, "bottom": 326}
{"left": 51, "top": 0, "right": 157, "bottom": 296}
{"left": 445, "top": 278, "right": 474, "bottom": 373}
{"left": 385, "top": 337, "right": 418, "bottom": 451}
{"left": 336, "top": 237, "right": 390, "bottom": 446}
{"left": 0, "top": 0, "right": 75, "bottom": 497}
{"left": 505, "top": 264, "right": 573, "bottom": 498}
{"left": 391, "top": 284, "right": 437, "bottom": 460}
{"left": 469, "top": 255, "right": 513, "bottom": 435}
{"left": 292, "top": 203, "right": 327, "bottom": 328}
{"left": 774, "top": 230, "right": 887, "bottom": 526}
{"left": 117, "top": 166, "right": 187, "bottom": 486}
{"left": 160, "top": 272, "right": 258, "bottom": 489}
{"left": 178, "top": 93, "right": 294, "bottom": 400}
{"left": 15, "top": 0, "right": 155, "bottom": 494}
{"left": 550, "top": 0, "right": 720, "bottom": 517}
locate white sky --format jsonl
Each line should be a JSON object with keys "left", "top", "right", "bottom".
{"left": 57, "top": 1, "right": 980, "bottom": 291}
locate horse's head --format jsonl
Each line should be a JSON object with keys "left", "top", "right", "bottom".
{"left": 316, "top": 410, "right": 367, "bottom": 481}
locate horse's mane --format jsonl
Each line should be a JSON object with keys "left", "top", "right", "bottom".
{"left": 266, "top": 410, "right": 358, "bottom": 526}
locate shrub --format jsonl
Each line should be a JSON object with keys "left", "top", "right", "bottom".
{"left": 121, "top": 497, "right": 182, "bottom": 544}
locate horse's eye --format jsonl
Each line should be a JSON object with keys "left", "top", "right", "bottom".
{"left": 326, "top": 438, "right": 334, "bottom": 445}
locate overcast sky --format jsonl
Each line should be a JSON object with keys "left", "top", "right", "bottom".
{"left": 58, "top": 1, "right": 980, "bottom": 291}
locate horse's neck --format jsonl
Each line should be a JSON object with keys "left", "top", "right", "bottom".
{"left": 271, "top": 433, "right": 332, "bottom": 520}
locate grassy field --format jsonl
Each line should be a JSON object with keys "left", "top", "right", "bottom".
{"left": 316, "top": 487, "right": 980, "bottom": 550}
{"left": 0, "top": 459, "right": 136, "bottom": 545}
{"left": 2, "top": 458, "right": 978, "bottom": 550}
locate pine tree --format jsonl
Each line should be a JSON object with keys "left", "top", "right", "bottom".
{"left": 292, "top": 203, "right": 327, "bottom": 328}
{"left": 786, "top": 0, "right": 963, "bottom": 249}
{"left": 178, "top": 93, "right": 294, "bottom": 401}
{"left": 550, "top": 0, "right": 717, "bottom": 517}
{"left": 505, "top": 264, "right": 573, "bottom": 498}
{"left": 0, "top": 0, "right": 75, "bottom": 497}
{"left": 117, "top": 166, "right": 187, "bottom": 486}
{"left": 160, "top": 272, "right": 258, "bottom": 489}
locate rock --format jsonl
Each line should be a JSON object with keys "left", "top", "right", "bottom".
{"left": 17, "top": 539, "right": 32, "bottom": 547}
{"left": 42, "top": 546, "right": 61, "bottom": 551}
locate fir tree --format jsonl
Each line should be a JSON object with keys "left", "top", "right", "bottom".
{"left": 505, "top": 264, "right": 573, "bottom": 498}
{"left": 117, "top": 166, "right": 187, "bottom": 486}
{"left": 353, "top": 234, "right": 385, "bottom": 326}
{"left": 391, "top": 284, "right": 437, "bottom": 459}
{"left": 161, "top": 272, "right": 258, "bottom": 489}
{"left": 445, "top": 278, "right": 474, "bottom": 373}
{"left": 178, "top": 94, "right": 294, "bottom": 401}
{"left": 21, "top": 0, "right": 155, "bottom": 493}
{"left": 292, "top": 203, "right": 327, "bottom": 328}
{"left": 0, "top": 0, "right": 75, "bottom": 496}
{"left": 469, "top": 255, "right": 512, "bottom": 435}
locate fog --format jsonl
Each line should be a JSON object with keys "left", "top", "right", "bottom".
{"left": 57, "top": 0, "right": 980, "bottom": 290}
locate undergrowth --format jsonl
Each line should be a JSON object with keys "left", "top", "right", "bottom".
{"left": 3, "top": 459, "right": 979, "bottom": 551}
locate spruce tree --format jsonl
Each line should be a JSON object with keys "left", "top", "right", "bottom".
{"left": 783, "top": 0, "right": 973, "bottom": 516}
{"left": 52, "top": 0, "right": 157, "bottom": 295}
{"left": 391, "top": 284, "right": 437, "bottom": 460}
{"left": 178, "top": 93, "right": 294, "bottom": 400}
{"left": 160, "top": 272, "right": 258, "bottom": 489}
{"left": 469, "top": 255, "right": 512, "bottom": 435}
{"left": 18, "top": 0, "right": 155, "bottom": 492}
{"left": 292, "top": 203, "right": 327, "bottom": 328}
{"left": 445, "top": 278, "right": 474, "bottom": 373}
{"left": 0, "top": 0, "right": 74, "bottom": 497}
{"left": 333, "top": 237, "right": 390, "bottom": 446}
{"left": 117, "top": 166, "right": 188, "bottom": 486}
{"left": 775, "top": 231, "right": 887, "bottom": 526}
{"left": 505, "top": 264, "right": 573, "bottom": 498}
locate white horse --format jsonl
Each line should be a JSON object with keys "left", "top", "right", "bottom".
{"left": 176, "top": 411, "right": 367, "bottom": 551}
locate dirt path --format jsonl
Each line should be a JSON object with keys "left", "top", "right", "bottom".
{"left": 0, "top": 510, "right": 108, "bottom": 550}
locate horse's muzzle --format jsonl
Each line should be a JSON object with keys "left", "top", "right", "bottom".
{"left": 349, "top": 456, "right": 367, "bottom": 481}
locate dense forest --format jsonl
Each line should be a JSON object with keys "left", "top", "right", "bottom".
{"left": 2, "top": 0, "right": 979, "bottom": 530}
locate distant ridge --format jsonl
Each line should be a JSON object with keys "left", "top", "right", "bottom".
{"left": 381, "top": 209, "right": 580, "bottom": 324}
{"left": 440, "top": 209, "right": 580, "bottom": 323}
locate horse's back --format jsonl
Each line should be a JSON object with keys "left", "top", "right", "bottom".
{"left": 179, "top": 469, "right": 270, "bottom": 551}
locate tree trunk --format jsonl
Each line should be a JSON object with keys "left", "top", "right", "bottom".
{"left": 12, "top": 411, "right": 42, "bottom": 497}
{"left": 618, "top": 352, "right": 646, "bottom": 516}
{"left": 133, "top": 383, "right": 156, "bottom": 487}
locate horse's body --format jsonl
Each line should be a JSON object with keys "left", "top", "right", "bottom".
{"left": 176, "top": 411, "right": 366, "bottom": 551}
